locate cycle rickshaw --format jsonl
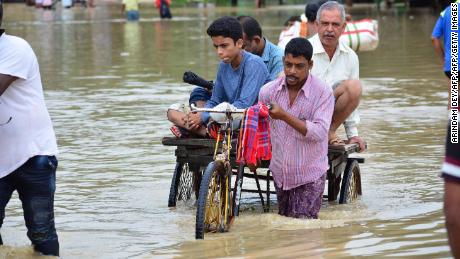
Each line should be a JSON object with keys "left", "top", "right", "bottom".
{"left": 162, "top": 105, "right": 364, "bottom": 240}
{"left": 162, "top": 72, "right": 364, "bottom": 239}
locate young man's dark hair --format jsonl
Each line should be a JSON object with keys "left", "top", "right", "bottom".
{"left": 305, "top": 0, "right": 328, "bottom": 22}
{"left": 285, "top": 37, "right": 313, "bottom": 61}
{"left": 206, "top": 16, "right": 243, "bottom": 43}
{"left": 236, "top": 15, "right": 262, "bottom": 40}
{"left": 305, "top": 3, "right": 319, "bottom": 22}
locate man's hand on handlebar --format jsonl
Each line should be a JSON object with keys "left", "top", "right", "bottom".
{"left": 347, "top": 136, "right": 366, "bottom": 152}
{"left": 267, "top": 102, "right": 286, "bottom": 120}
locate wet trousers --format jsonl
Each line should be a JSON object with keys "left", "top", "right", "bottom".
{"left": 274, "top": 174, "right": 326, "bottom": 219}
{"left": 0, "top": 155, "right": 59, "bottom": 256}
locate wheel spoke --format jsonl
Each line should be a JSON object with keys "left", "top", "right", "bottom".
{"left": 176, "top": 163, "right": 199, "bottom": 205}
{"left": 346, "top": 165, "right": 359, "bottom": 202}
{"left": 340, "top": 160, "right": 361, "bottom": 204}
{"left": 196, "top": 161, "right": 234, "bottom": 239}
{"left": 204, "top": 173, "right": 221, "bottom": 232}
{"left": 203, "top": 168, "right": 232, "bottom": 233}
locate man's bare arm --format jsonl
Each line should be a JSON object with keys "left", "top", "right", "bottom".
{"left": 0, "top": 73, "right": 17, "bottom": 96}
{"left": 269, "top": 103, "right": 307, "bottom": 136}
{"left": 431, "top": 37, "right": 445, "bottom": 67}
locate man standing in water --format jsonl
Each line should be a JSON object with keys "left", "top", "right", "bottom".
{"left": 431, "top": 1, "right": 460, "bottom": 109}
{"left": 0, "top": 3, "right": 60, "bottom": 256}
{"left": 121, "top": 0, "right": 140, "bottom": 21}
{"left": 309, "top": 1, "right": 365, "bottom": 151}
{"left": 436, "top": 2, "right": 460, "bottom": 257}
{"left": 259, "top": 38, "right": 334, "bottom": 218}
{"left": 442, "top": 123, "right": 460, "bottom": 258}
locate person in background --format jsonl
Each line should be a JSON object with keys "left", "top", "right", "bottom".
{"left": 156, "top": 0, "right": 172, "bottom": 19}
{"left": 35, "top": 0, "right": 43, "bottom": 8}
{"left": 62, "top": 0, "right": 73, "bottom": 8}
{"left": 259, "top": 37, "right": 334, "bottom": 219}
{"left": 278, "top": 0, "right": 351, "bottom": 46}
{"left": 442, "top": 122, "right": 460, "bottom": 258}
{"left": 431, "top": 0, "right": 459, "bottom": 109}
{"left": 309, "top": 1, "right": 365, "bottom": 151}
{"left": 303, "top": 1, "right": 328, "bottom": 38}
{"left": 237, "top": 15, "right": 284, "bottom": 80}
{"left": 0, "top": 3, "right": 60, "bottom": 256}
{"left": 88, "top": 0, "right": 95, "bottom": 7}
{"left": 42, "top": 0, "right": 52, "bottom": 9}
{"left": 121, "top": 0, "right": 140, "bottom": 21}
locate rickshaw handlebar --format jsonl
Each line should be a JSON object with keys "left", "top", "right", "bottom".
{"left": 190, "top": 103, "right": 272, "bottom": 114}
{"left": 190, "top": 103, "right": 246, "bottom": 114}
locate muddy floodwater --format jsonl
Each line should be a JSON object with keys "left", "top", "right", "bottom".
{"left": 0, "top": 3, "right": 452, "bottom": 258}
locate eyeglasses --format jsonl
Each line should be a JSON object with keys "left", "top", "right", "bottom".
{"left": 0, "top": 116, "right": 11, "bottom": 126}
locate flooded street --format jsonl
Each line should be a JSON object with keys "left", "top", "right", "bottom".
{"left": 0, "top": 3, "right": 452, "bottom": 258}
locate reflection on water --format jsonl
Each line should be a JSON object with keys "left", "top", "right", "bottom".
{"left": 0, "top": 3, "right": 452, "bottom": 258}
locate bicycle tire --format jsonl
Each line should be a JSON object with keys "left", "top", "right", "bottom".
{"left": 168, "top": 162, "right": 183, "bottom": 207}
{"left": 168, "top": 162, "right": 198, "bottom": 207}
{"left": 195, "top": 161, "right": 232, "bottom": 239}
{"left": 339, "top": 160, "right": 362, "bottom": 204}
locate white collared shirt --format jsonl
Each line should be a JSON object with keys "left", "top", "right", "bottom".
{"left": 309, "top": 34, "right": 360, "bottom": 138}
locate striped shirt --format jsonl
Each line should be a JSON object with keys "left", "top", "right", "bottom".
{"left": 259, "top": 75, "right": 334, "bottom": 190}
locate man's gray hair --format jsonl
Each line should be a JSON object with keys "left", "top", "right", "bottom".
{"left": 316, "top": 1, "right": 346, "bottom": 23}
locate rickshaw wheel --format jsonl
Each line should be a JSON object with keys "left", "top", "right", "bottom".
{"left": 168, "top": 162, "right": 200, "bottom": 207}
{"left": 195, "top": 161, "right": 233, "bottom": 239}
{"left": 339, "top": 160, "right": 362, "bottom": 204}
